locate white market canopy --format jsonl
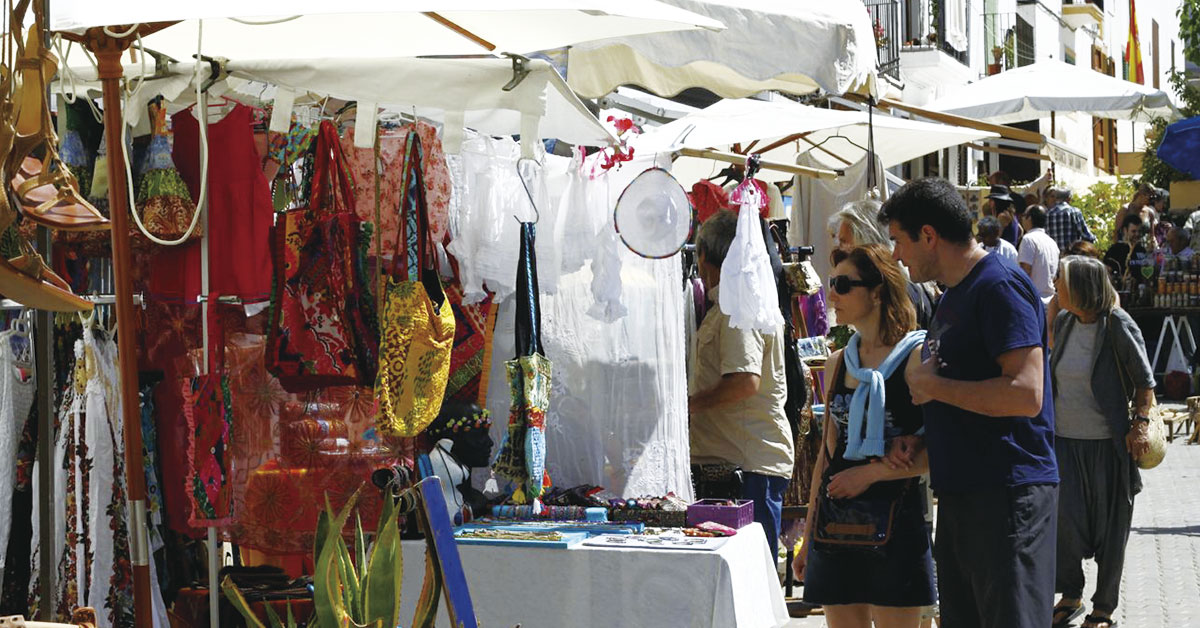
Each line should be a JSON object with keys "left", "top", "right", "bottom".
{"left": 632, "top": 98, "right": 999, "bottom": 172}
{"left": 925, "top": 59, "right": 1179, "bottom": 124}
{"left": 49, "top": 0, "right": 724, "bottom": 59}
{"left": 58, "top": 56, "right": 620, "bottom": 147}
{"left": 567, "top": 0, "right": 877, "bottom": 99}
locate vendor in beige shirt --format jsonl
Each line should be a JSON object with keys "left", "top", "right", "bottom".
{"left": 688, "top": 209, "right": 793, "bottom": 559}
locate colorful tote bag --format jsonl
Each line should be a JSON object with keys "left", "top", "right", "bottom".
{"left": 182, "top": 306, "right": 234, "bottom": 527}
{"left": 267, "top": 120, "right": 379, "bottom": 392}
{"left": 137, "top": 97, "right": 201, "bottom": 241}
{"left": 492, "top": 223, "right": 551, "bottom": 502}
{"left": 375, "top": 134, "right": 455, "bottom": 438}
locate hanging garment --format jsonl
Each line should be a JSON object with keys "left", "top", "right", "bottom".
{"left": 719, "top": 195, "right": 784, "bottom": 333}
{"left": 149, "top": 104, "right": 274, "bottom": 302}
{"left": 340, "top": 121, "right": 452, "bottom": 252}
{"left": 0, "top": 329, "right": 33, "bottom": 594}
{"left": 266, "top": 120, "right": 379, "bottom": 392}
{"left": 375, "top": 134, "right": 456, "bottom": 438}
{"left": 135, "top": 98, "right": 200, "bottom": 243}
{"left": 491, "top": 223, "right": 551, "bottom": 503}
{"left": 30, "top": 324, "right": 136, "bottom": 627}
{"left": 445, "top": 132, "right": 563, "bottom": 302}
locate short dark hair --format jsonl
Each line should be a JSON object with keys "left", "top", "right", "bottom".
{"left": 696, "top": 210, "right": 739, "bottom": 267}
{"left": 977, "top": 215, "right": 1002, "bottom": 237}
{"left": 1120, "top": 213, "right": 1144, "bottom": 230}
{"left": 878, "top": 178, "right": 974, "bottom": 244}
{"left": 1023, "top": 204, "right": 1048, "bottom": 229}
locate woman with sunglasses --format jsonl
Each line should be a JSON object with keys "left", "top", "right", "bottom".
{"left": 795, "top": 244, "right": 937, "bottom": 628}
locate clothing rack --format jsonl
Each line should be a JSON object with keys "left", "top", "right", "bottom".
{"left": 0, "top": 293, "right": 145, "bottom": 310}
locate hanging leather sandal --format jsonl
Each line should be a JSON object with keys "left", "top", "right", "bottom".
{"left": 7, "top": 7, "right": 110, "bottom": 232}
{"left": 0, "top": 5, "right": 92, "bottom": 311}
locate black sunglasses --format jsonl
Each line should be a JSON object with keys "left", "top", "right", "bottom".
{"left": 828, "top": 275, "right": 879, "bottom": 295}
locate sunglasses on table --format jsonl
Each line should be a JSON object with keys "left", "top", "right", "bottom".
{"left": 828, "top": 275, "right": 880, "bottom": 295}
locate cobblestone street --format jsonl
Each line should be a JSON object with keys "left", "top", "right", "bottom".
{"left": 787, "top": 429, "right": 1200, "bottom": 627}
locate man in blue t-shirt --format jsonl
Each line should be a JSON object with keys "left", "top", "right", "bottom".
{"left": 878, "top": 178, "right": 1058, "bottom": 628}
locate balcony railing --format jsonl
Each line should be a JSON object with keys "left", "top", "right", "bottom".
{"left": 900, "top": 0, "right": 969, "bottom": 67}
{"left": 982, "top": 12, "right": 1035, "bottom": 73}
{"left": 864, "top": 0, "right": 902, "bottom": 81}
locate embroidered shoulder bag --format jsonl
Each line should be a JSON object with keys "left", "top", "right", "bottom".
{"left": 374, "top": 133, "right": 455, "bottom": 438}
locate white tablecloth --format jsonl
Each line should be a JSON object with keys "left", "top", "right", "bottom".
{"left": 397, "top": 522, "right": 789, "bottom": 628}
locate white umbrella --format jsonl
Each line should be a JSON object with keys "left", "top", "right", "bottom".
{"left": 567, "top": 0, "right": 877, "bottom": 99}
{"left": 633, "top": 98, "right": 999, "bottom": 175}
{"left": 50, "top": 0, "right": 724, "bottom": 59}
{"left": 925, "top": 59, "right": 1178, "bottom": 123}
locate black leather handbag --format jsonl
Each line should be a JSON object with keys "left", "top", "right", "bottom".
{"left": 811, "top": 474, "right": 911, "bottom": 554}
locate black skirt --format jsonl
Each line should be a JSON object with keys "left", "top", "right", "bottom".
{"left": 802, "top": 485, "right": 937, "bottom": 607}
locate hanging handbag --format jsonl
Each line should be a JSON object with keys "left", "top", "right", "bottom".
{"left": 491, "top": 222, "right": 552, "bottom": 502}
{"left": 182, "top": 304, "right": 234, "bottom": 527}
{"left": 1107, "top": 312, "right": 1167, "bottom": 470}
{"left": 809, "top": 354, "right": 912, "bottom": 553}
{"left": 266, "top": 120, "right": 379, "bottom": 392}
{"left": 374, "top": 133, "right": 455, "bottom": 439}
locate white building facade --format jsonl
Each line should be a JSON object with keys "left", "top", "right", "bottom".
{"left": 868, "top": 0, "right": 1186, "bottom": 186}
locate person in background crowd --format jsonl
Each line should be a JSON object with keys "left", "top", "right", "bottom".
{"left": 1068, "top": 240, "right": 1103, "bottom": 260}
{"left": 1152, "top": 188, "right": 1172, "bottom": 246}
{"left": 978, "top": 216, "right": 1018, "bottom": 263}
{"left": 829, "top": 199, "right": 937, "bottom": 328}
{"left": 795, "top": 244, "right": 936, "bottom": 628}
{"left": 879, "top": 177, "right": 1058, "bottom": 628}
{"left": 1103, "top": 214, "right": 1149, "bottom": 279}
{"left": 1162, "top": 227, "right": 1194, "bottom": 265}
{"left": 1047, "top": 256, "right": 1153, "bottom": 628}
{"left": 1184, "top": 204, "right": 1200, "bottom": 252}
{"left": 1017, "top": 205, "right": 1060, "bottom": 305}
{"left": 688, "top": 210, "right": 793, "bottom": 560}
{"left": 985, "top": 184, "right": 1022, "bottom": 247}
{"left": 989, "top": 170, "right": 1028, "bottom": 216}
{"left": 1044, "top": 186, "right": 1097, "bottom": 253}
{"left": 1112, "top": 183, "right": 1156, "bottom": 244}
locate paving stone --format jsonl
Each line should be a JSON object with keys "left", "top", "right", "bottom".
{"left": 784, "top": 430, "right": 1200, "bottom": 628}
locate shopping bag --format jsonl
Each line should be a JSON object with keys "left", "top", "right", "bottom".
{"left": 266, "top": 120, "right": 379, "bottom": 392}
{"left": 491, "top": 222, "right": 551, "bottom": 502}
{"left": 375, "top": 133, "right": 455, "bottom": 438}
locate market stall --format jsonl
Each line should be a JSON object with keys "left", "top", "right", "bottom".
{"left": 0, "top": 3, "right": 841, "bottom": 628}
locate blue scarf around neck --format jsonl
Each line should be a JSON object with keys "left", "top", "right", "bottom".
{"left": 842, "top": 330, "right": 926, "bottom": 460}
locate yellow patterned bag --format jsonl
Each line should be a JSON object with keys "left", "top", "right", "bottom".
{"left": 375, "top": 134, "right": 455, "bottom": 438}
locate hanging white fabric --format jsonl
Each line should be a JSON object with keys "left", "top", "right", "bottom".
{"left": 944, "top": 0, "right": 968, "bottom": 52}
{"left": 719, "top": 189, "right": 783, "bottom": 333}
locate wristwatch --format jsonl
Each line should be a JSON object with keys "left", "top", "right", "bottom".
{"left": 1132, "top": 416, "right": 1151, "bottom": 425}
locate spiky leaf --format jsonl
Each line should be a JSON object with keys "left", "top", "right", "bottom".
{"left": 220, "top": 576, "right": 268, "bottom": 628}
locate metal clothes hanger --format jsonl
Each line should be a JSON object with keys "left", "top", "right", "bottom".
{"left": 514, "top": 157, "right": 541, "bottom": 223}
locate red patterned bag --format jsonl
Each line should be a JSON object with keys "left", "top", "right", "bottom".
{"left": 266, "top": 121, "right": 379, "bottom": 392}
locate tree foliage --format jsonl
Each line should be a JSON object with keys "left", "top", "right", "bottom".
{"left": 1181, "top": 0, "right": 1200, "bottom": 66}
{"left": 1073, "top": 177, "right": 1140, "bottom": 253}
{"left": 1141, "top": 71, "right": 1200, "bottom": 189}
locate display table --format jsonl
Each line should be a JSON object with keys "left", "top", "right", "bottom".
{"left": 397, "top": 522, "right": 789, "bottom": 628}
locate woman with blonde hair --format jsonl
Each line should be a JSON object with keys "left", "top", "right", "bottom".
{"left": 1049, "top": 255, "right": 1154, "bottom": 628}
{"left": 795, "top": 244, "right": 936, "bottom": 627}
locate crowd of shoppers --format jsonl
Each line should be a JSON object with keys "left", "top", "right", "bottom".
{"left": 781, "top": 175, "right": 1161, "bottom": 628}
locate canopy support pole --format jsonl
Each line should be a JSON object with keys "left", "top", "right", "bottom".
{"left": 676, "top": 147, "right": 841, "bottom": 180}
{"left": 66, "top": 21, "right": 175, "bottom": 625}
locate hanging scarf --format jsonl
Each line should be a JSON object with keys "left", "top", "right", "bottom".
{"left": 842, "top": 330, "right": 926, "bottom": 460}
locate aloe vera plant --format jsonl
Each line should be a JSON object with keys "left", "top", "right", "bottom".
{"left": 223, "top": 487, "right": 405, "bottom": 628}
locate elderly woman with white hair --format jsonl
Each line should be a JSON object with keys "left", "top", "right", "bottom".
{"left": 827, "top": 199, "right": 936, "bottom": 328}
{"left": 1049, "top": 255, "right": 1155, "bottom": 628}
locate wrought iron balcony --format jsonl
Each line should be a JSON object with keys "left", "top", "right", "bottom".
{"left": 864, "top": 0, "right": 902, "bottom": 81}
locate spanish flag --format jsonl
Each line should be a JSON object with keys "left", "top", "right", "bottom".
{"left": 1124, "top": 0, "right": 1144, "bottom": 84}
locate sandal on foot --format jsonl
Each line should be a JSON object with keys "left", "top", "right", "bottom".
{"left": 1053, "top": 602, "right": 1085, "bottom": 627}
{"left": 1082, "top": 614, "right": 1117, "bottom": 628}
